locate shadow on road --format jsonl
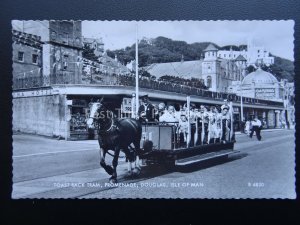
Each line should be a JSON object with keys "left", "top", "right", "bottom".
{"left": 121, "top": 152, "right": 248, "bottom": 181}
{"left": 175, "top": 152, "right": 248, "bottom": 173}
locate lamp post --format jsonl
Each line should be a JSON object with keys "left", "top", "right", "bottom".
{"left": 240, "top": 87, "right": 244, "bottom": 122}
{"left": 239, "top": 79, "right": 245, "bottom": 132}
{"left": 135, "top": 23, "right": 139, "bottom": 117}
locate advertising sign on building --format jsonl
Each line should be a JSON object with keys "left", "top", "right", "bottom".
{"left": 255, "top": 88, "right": 275, "bottom": 99}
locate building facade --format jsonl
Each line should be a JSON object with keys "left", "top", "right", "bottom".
{"left": 146, "top": 43, "right": 246, "bottom": 93}
{"left": 13, "top": 21, "right": 83, "bottom": 139}
{"left": 217, "top": 40, "right": 274, "bottom": 66}
{"left": 228, "top": 67, "right": 295, "bottom": 128}
{"left": 12, "top": 21, "right": 288, "bottom": 140}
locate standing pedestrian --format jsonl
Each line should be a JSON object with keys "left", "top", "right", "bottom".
{"left": 245, "top": 119, "right": 251, "bottom": 136}
{"left": 249, "top": 116, "right": 262, "bottom": 141}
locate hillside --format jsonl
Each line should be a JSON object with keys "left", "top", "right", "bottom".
{"left": 105, "top": 36, "right": 294, "bottom": 82}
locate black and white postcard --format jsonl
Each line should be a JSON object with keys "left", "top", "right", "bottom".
{"left": 12, "top": 20, "right": 295, "bottom": 199}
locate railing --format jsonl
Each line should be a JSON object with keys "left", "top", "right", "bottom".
{"left": 141, "top": 121, "right": 233, "bottom": 150}
{"left": 13, "top": 72, "right": 283, "bottom": 108}
{"left": 13, "top": 76, "right": 43, "bottom": 89}
{"left": 112, "top": 75, "right": 283, "bottom": 107}
{"left": 51, "top": 71, "right": 77, "bottom": 84}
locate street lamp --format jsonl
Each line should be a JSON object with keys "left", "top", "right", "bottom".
{"left": 240, "top": 86, "right": 244, "bottom": 122}
{"left": 239, "top": 79, "right": 245, "bottom": 123}
{"left": 131, "top": 93, "right": 136, "bottom": 119}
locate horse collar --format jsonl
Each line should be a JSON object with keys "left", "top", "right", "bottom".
{"left": 106, "top": 118, "right": 116, "bottom": 132}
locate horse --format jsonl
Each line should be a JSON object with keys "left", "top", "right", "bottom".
{"left": 86, "top": 99, "right": 142, "bottom": 183}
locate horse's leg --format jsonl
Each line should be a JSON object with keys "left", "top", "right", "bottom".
{"left": 122, "top": 146, "right": 133, "bottom": 177}
{"left": 99, "top": 148, "right": 114, "bottom": 176}
{"left": 127, "top": 157, "right": 132, "bottom": 173}
{"left": 110, "top": 146, "right": 120, "bottom": 183}
{"left": 132, "top": 141, "right": 141, "bottom": 176}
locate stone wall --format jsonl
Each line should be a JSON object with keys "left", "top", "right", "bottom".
{"left": 13, "top": 94, "right": 67, "bottom": 137}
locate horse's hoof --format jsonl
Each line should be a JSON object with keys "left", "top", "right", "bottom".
{"left": 106, "top": 166, "right": 114, "bottom": 175}
{"left": 109, "top": 177, "right": 118, "bottom": 184}
{"left": 132, "top": 167, "right": 141, "bottom": 176}
{"left": 124, "top": 171, "right": 133, "bottom": 178}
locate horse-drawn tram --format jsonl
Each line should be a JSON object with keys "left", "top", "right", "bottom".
{"left": 87, "top": 97, "right": 238, "bottom": 182}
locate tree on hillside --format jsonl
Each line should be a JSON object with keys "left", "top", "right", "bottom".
{"left": 220, "top": 45, "right": 239, "bottom": 51}
{"left": 82, "top": 44, "right": 99, "bottom": 62}
{"left": 106, "top": 36, "right": 294, "bottom": 82}
{"left": 246, "top": 65, "right": 256, "bottom": 74}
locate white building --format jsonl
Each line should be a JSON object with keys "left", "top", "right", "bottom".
{"left": 231, "top": 68, "right": 283, "bottom": 101}
{"left": 201, "top": 44, "right": 246, "bottom": 92}
{"left": 217, "top": 40, "right": 274, "bottom": 66}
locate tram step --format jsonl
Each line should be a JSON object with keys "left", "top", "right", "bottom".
{"left": 175, "top": 149, "right": 239, "bottom": 166}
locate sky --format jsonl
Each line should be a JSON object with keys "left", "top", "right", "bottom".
{"left": 82, "top": 20, "right": 294, "bottom": 61}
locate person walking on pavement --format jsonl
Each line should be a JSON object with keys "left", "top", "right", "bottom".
{"left": 249, "top": 116, "right": 262, "bottom": 141}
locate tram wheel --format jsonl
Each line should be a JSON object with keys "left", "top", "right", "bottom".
{"left": 163, "top": 160, "right": 175, "bottom": 170}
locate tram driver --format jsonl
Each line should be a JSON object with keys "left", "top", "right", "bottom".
{"left": 138, "top": 94, "right": 155, "bottom": 123}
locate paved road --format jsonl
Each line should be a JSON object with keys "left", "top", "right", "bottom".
{"left": 12, "top": 129, "right": 296, "bottom": 199}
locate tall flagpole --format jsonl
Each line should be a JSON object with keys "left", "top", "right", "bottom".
{"left": 135, "top": 23, "right": 139, "bottom": 117}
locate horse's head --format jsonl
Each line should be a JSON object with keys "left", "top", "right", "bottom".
{"left": 87, "top": 98, "right": 114, "bottom": 130}
{"left": 87, "top": 98, "right": 106, "bottom": 128}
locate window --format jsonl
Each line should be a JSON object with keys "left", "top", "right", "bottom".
{"left": 258, "top": 50, "right": 260, "bottom": 53}
{"left": 63, "top": 54, "right": 69, "bottom": 70}
{"left": 224, "top": 54, "right": 226, "bottom": 57}
{"left": 51, "top": 31, "right": 57, "bottom": 40}
{"left": 63, "top": 32, "right": 68, "bottom": 44}
{"left": 207, "top": 76, "right": 212, "bottom": 88}
{"left": 18, "top": 51, "right": 24, "bottom": 62}
{"left": 32, "top": 54, "right": 38, "bottom": 64}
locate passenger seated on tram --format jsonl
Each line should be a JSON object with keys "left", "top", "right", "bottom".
{"left": 153, "top": 104, "right": 160, "bottom": 122}
{"left": 221, "top": 99, "right": 230, "bottom": 111}
{"left": 197, "top": 105, "right": 209, "bottom": 144}
{"left": 208, "top": 106, "right": 220, "bottom": 144}
{"left": 221, "top": 106, "right": 231, "bottom": 143}
{"left": 221, "top": 100, "right": 236, "bottom": 143}
{"left": 158, "top": 102, "right": 167, "bottom": 115}
{"left": 186, "top": 104, "right": 197, "bottom": 146}
{"left": 159, "top": 105, "right": 179, "bottom": 125}
{"left": 178, "top": 114, "right": 189, "bottom": 146}
{"left": 174, "top": 103, "right": 182, "bottom": 120}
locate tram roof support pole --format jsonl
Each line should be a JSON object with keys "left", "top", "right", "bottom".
{"left": 135, "top": 23, "right": 139, "bottom": 116}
